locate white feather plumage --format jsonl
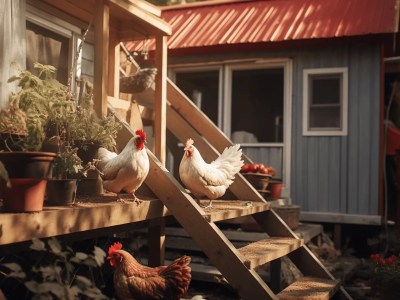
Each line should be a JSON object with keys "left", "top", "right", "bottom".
{"left": 179, "top": 140, "right": 244, "bottom": 202}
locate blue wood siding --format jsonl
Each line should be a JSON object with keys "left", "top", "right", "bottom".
{"left": 242, "top": 147, "right": 283, "bottom": 179}
{"left": 290, "top": 44, "right": 380, "bottom": 215}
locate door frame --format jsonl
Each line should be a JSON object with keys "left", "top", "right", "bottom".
{"left": 169, "top": 58, "right": 293, "bottom": 197}
{"left": 224, "top": 59, "right": 292, "bottom": 197}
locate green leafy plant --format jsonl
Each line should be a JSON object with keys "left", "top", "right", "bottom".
{"left": 2, "top": 62, "right": 73, "bottom": 151}
{"left": 0, "top": 238, "right": 108, "bottom": 300}
{"left": 52, "top": 146, "right": 101, "bottom": 180}
{"left": 68, "top": 80, "right": 121, "bottom": 150}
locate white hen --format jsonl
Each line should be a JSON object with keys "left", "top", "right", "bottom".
{"left": 97, "top": 129, "right": 149, "bottom": 203}
{"left": 179, "top": 138, "right": 244, "bottom": 208}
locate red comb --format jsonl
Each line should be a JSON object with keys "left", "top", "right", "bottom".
{"left": 108, "top": 242, "right": 122, "bottom": 256}
{"left": 135, "top": 129, "right": 146, "bottom": 140}
{"left": 185, "top": 138, "right": 194, "bottom": 148}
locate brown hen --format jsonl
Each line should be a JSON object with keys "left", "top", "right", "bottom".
{"left": 108, "top": 242, "right": 192, "bottom": 300}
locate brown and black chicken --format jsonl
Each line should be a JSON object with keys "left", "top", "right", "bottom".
{"left": 107, "top": 242, "right": 192, "bottom": 300}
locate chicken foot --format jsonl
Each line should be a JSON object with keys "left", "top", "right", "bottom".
{"left": 115, "top": 193, "right": 142, "bottom": 206}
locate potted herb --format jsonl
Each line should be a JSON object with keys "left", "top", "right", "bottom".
{"left": 46, "top": 146, "right": 102, "bottom": 205}
{"left": 0, "top": 63, "right": 73, "bottom": 212}
{"left": 69, "top": 79, "right": 121, "bottom": 163}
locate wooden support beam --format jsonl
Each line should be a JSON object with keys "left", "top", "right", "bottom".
{"left": 147, "top": 219, "right": 165, "bottom": 266}
{"left": 154, "top": 35, "right": 167, "bottom": 165}
{"left": 94, "top": 1, "right": 109, "bottom": 118}
{"left": 108, "top": 28, "right": 120, "bottom": 98}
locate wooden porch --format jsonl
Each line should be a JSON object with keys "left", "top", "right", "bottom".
{"left": 0, "top": 1, "right": 352, "bottom": 299}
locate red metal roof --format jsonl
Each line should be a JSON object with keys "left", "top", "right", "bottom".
{"left": 126, "top": 0, "right": 399, "bottom": 52}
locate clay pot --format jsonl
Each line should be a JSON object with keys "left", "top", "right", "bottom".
{"left": 268, "top": 180, "right": 283, "bottom": 199}
{"left": 0, "top": 151, "right": 56, "bottom": 179}
{"left": 0, "top": 151, "right": 55, "bottom": 213}
{"left": 243, "top": 173, "right": 272, "bottom": 190}
{"left": 46, "top": 179, "right": 77, "bottom": 206}
{"left": 1, "top": 178, "right": 47, "bottom": 212}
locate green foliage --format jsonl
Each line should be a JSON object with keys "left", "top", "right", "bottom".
{"left": 52, "top": 146, "right": 102, "bottom": 180}
{"left": 2, "top": 62, "right": 73, "bottom": 151}
{"left": 67, "top": 80, "right": 122, "bottom": 150}
{"left": 0, "top": 238, "right": 108, "bottom": 300}
{"left": 2, "top": 63, "right": 121, "bottom": 152}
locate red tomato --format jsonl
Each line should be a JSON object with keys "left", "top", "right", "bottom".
{"left": 240, "top": 164, "right": 250, "bottom": 173}
{"left": 259, "top": 166, "right": 269, "bottom": 174}
{"left": 258, "top": 163, "right": 265, "bottom": 170}
{"left": 249, "top": 163, "right": 260, "bottom": 173}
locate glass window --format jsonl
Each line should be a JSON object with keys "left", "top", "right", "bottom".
{"left": 175, "top": 70, "right": 220, "bottom": 125}
{"left": 230, "top": 68, "right": 284, "bottom": 143}
{"left": 303, "top": 68, "right": 348, "bottom": 136}
{"left": 26, "top": 21, "right": 70, "bottom": 84}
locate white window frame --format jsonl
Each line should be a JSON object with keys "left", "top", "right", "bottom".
{"left": 303, "top": 67, "right": 348, "bottom": 136}
{"left": 169, "top": 66, "right": 224, "bottom": 128}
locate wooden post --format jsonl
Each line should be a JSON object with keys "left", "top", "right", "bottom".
{"left": 148, "top": 35, "right": 167, "bottom": 267}
{"left": 108, "top": 28, "right": 119, "bottom": 99}
{"left": 147, "top": 218, "right": 165, "bottom": 267}
{"left": 270, "top": 258, "right": 282, "bottom": 293}
{"left": 93, "top": 0, "right": 109, "bottom": 118}
{"left": 153, "top": 35, "right": 167, "bottom": 165}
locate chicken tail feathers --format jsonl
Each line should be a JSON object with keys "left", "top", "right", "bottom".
{"left": 160, "top": 255, "right": 192, "bottom": 297}
{"left": 97, "top": 147, "right": 118, "bottom": 170}
{"left": 212, "top": 144, "right": 244, "bottom": 179}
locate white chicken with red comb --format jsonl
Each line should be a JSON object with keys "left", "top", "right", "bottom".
{"left": 97, "top": 129, "right": 149, "bottom": 204}
{"left": 179, "top": 138, "right": 244, "bottom": 208}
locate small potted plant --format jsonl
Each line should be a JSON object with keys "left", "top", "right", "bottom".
{"left": 0, "top": 63, "right": 75, "bottom": 212}
{"left": 46, "top": 144, "right": 102, "bottom": 205}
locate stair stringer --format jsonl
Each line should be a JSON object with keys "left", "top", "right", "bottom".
{"left": 145, "top": 149, "right": 278, "bottom": 300}
{"left": 165, "top": 82, "right": 352, "bottom": 300}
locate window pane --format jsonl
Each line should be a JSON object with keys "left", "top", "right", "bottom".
{"left": 231, "top": 68, "right": 283, "bottom": 143}
{"left": 309, "top": 106, "right": 341, "bottom": 128}
{"left": 176, "top": 71, "right": 219, "bottom": 125}
{"left": 310, "top": 75, "right": 341, "bottom": 105}
{"left": 26, "top": 21, "right": 69, "bottom": 84}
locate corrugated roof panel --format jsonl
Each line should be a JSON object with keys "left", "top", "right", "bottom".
{"left": 125, "top": 0, "right": 399, "bottom": 52}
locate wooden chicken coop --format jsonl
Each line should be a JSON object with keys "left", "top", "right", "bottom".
{"left": 0, "top": 1, "right": 352, "bottom": 299}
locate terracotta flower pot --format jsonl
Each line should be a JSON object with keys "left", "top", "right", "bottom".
{"left": 1, "top": 178, "right": 47, "bottom": 212}
{"left": 0, "top": 151, "right": 56, "bottom": 179}
{"left": 46, "top": 179, "right": 77, "bottom": 206}
{"left": 268, "top": 180, "right": 283, "bottom": 199}
{"left": 0, "top": 151, "right": 55, "bottom": 213}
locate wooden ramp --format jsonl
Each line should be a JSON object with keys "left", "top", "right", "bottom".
{"left": 109, "top": 78, "right": 352, "bottom": 299}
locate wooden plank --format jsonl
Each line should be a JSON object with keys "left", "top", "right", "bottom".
{"left": 238, "top": 238, "right": 304, "bottom": 269}
{"left": 144, "top": 150, "right": 277, "bottom": 299}
{"left": 0, "top": 196, "right": 168, "bottom": 246}
{"left": 94, "top": 1, "right": 109, "bottom": 118}
{"left": 167, "top": 79, "right": 248, "bottom": 160}
{"left": 300, "top": 212, "right": 382, "bottom": 225}
{"left": 167, "top": 105, "right": 266, "bottom": 203}
{"left": 277, "top": 276, "right": 340, "bottom": 300}
{"left": 201, "top": 200, "right": 270, "bottom": 222}
{"left": 162, "top": 223, "right": 322, "bottom": 244}
{"left": 108, "top": 0, "right": 171, "bottom": 36}
{"left": 108, "top": 31, "right": 120, "bottom": 98}
{"left": 154, "top": 35, "right": 168, "bottom": 165}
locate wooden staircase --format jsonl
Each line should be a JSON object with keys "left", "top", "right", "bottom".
{"left": 110, "top": 78, "right": 352, "bottom": 299}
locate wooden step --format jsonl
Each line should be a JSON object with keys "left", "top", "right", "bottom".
{"left": 277, "top": 276, "right": 340, "bottom": 300}
{"left": 201, "top": 200, "right": 270, "bottom": 222}
{"left": 238, "top": 237, "right": 304, "bottom": 269}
